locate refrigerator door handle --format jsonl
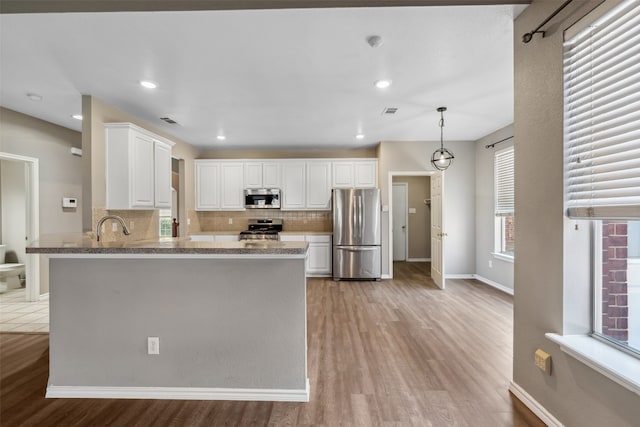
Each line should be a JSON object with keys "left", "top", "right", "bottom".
{"left": 337, "top": 246, "right": 379, "bottom": 251}
{"left": 356, "top": 195, "right": 363, "bottom": 241}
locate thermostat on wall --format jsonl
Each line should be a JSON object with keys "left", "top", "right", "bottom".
{"left": 62, "top": 197, "right": 78, "bottom": 208}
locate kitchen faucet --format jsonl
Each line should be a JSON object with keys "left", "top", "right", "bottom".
{"left": 96, "top": 215, "right": 131, "bottom": 241}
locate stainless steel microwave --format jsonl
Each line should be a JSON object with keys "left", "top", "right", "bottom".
{"left": 244, "top": 188, "right": 281, "bottom": 209}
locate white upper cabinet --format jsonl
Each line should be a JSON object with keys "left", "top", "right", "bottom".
{"left": 105, "top": 123, "right": 174, "bottom": 210}
{"left": 281, "top": 161, "right": 306, "bottom": 210}
{"left": 195, "top": 161, "right": 220, "bottom": 210}
{"left": 332, "top": 159, "right": 377, "bottom": 188}
{"left": 195, "top": 160, "right": 245, "bottom": 211}
{"left": 154, "top": 141, "right": 172, "bottom": 208}
{"left": 244, "top": 161, "right": 280, "bottom": 189}
{"left": 220, "top": 162, "right": 245, "bottom": 210}
{"left": 354, "top": 160, "right": 377, "bottom": 187}
{"left": 306, "top": 161, "right": 332, "bottom": 210}
{"left": 262, "top": 162, "right": 281, "bottom": 188}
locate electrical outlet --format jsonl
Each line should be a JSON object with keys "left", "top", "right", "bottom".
{"left": 187, "top": 218, "right": 191, "bottom": 225}
{"left": 130, "top": 221, "right": 135, "bottom": 230}
{"left": 228, "top": 218, "right": 233, "bottom": 225}
{"left": 534, "top": 349, "right": 551, "bottom": 375}
{"left": 148, "top": 337, "right": 160, "bottom": 355}
{"left": 112, "top": 223, "right": 118, "bottom": 232}
{"left": 488, "top": 260, "right": 493, "bottom": 268}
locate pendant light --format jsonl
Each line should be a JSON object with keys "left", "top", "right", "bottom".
{"left": 430, "top": 107, "right": 454, "bottom": 171}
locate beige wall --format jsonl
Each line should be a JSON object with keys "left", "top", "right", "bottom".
{"left": 514, "top": 1, "right": 639, "bottom": 426}
{"left": 83, "top": 96, "right": 200, "bottom": 237}
{"left": 393, "top": 176, "right": 430, "bottom": 259}
{"left": 378, "top": 140, "right": 476, "bottom": 277}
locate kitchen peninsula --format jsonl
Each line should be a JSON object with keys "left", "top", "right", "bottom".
{"left": 27, "top": 234, "right": 310, "bottom": 402}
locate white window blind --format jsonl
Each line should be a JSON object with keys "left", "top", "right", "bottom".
{"left": 495, "top": 146, "right": 514, "bottom": 216}
{"left": 564, "top": 0, "right": 640, "bottom": 219}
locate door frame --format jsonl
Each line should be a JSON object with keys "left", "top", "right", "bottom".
{"left": 391, "top": 182, "right": 408, "bottom": 262}
{"left": 388, "top": 170, "right": 439, "bottom": 280}
{"left": 0, "top": 152, "right": 40, "bottom": 301}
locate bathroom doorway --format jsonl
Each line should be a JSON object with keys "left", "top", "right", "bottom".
{"left": 0, "top": 152, "right": 39, "bottom": 302}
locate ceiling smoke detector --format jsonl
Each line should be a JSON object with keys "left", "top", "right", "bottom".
{"left": 366, "top": 35, "right": 383, "bottom": 48}
{"left": 160, "top": 117, "right": 178, "bottom": 124}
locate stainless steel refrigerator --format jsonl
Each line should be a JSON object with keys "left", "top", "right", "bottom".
{"left": 332, "top": 188, "right": 382, "bottom": 280}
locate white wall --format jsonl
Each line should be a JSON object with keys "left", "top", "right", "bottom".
{"left": 513, "top": 1, "right": 640, "bottom": 426}
{"left": 474, "top": 124, "right": 514, "bottom": 290}
{"left": 378, "top": 140, "right": 476, "bottom": 277}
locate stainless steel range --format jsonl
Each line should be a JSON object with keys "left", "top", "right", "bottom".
{"left": 239, "top": 219, "right": 283, "bottom": 241}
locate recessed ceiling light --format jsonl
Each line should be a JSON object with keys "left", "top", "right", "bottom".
{"left": 356, "top": 133, "right": 365, "bottom": 140}
{"left": 71, "top": 114, "right": 83, "bottom": 120}
{"left": 26, "top": 93, "right": 43, "bottom": 102}
{"left": 140, "top": 80, "right": 157, "bottom": 89}
{"left": 374, "top": 80, "right": 392, "bottom": 89}
{"left": 217, "top": 135, "right": 226, "bottom": 141}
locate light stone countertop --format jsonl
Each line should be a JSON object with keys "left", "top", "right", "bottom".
{"left": 189, "top": 231, "right": 332, "bottom": 235}
{"left": 26, "top": 233, "right": 308, "bottom": 255}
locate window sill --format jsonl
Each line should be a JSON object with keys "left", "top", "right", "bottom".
{"left": 491, "top": 252, "right": 514, "bottom": 263}
{"left": 546, "top": 333, "right": 640, "bottom": 396}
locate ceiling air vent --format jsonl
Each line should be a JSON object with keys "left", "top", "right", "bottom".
{"left": 160, "top": 116, "right": 178, "bottom": 124}
{"left": 382, "top": 107, "right": 398, "bottom": 115}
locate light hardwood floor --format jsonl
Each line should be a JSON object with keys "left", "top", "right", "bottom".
{"left": 0, "top": 262, "right": 537, "bottom": 426}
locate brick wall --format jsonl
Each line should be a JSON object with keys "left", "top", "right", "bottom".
{"left": 601, "top": 221, "right": 629, "bottom": 342}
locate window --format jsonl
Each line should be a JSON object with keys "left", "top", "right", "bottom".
{"left": 495, "top": 146, "right": 515, "bottom": 259}
{"left": 159, "top": 209, "right": 172, "bottom": 237}
{"left": 564, "top": 0, "right": 640, "bottom": 355}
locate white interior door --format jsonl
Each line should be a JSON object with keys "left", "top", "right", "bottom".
{"left": 431, "top": 173, "right": 445, "bottom": 289}
{"left": 392, "top": 183, "right": 407, "bottom": 261}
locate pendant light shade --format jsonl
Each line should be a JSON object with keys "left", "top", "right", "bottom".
{"left": 430, "top": 107, "right": 454, "bottom": 171}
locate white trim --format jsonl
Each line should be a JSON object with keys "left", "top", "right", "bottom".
{"left": 392, "top": 182, "right": 409, "bottom": 262}
{"left": 407, "top": 258, "right": 430, "bottom": 262}
{"left": 546, "top": 333, "right": 640, "bottom": 396}
{"left": 381, "top": 273, "right": 392, "bottom": 280}
{"left": 445, "top": 274, "right": 474, "bottom": 279}
{"left": 47, "top": 379, "right": 310, "bottom": 402}
{"left": 508, "top": 381, "right": 564, "bottom": 427}
{"left": 491, "top": 252, "right": 514, "bottom": 263}
{"left": 473, "top": 275, "right": 514, "bottom": 295}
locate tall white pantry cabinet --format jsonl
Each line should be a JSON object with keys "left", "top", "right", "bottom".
{"left": 105, "top": 123, "right": 174, "bottom": 210}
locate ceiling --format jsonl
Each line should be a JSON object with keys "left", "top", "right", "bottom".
{"left": 0, "top": 4, "right": 527, "bottom": 150}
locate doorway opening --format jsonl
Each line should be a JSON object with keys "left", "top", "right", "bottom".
{"left": 0, "top": 152, "right": 40, "bottom": 303}
{"left": 388, "top": 171, "right": 444, "bottom": 288}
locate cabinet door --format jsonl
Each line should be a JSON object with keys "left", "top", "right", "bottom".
{"left": 214, "top": 234, "right": 239, "bottom": 242}
{"left": 154, "top": 141, "right": 172, "bottom": 208}
{"left": 279, "top": 234, "right": 306, "bottom": 242}
{"left": 307, "top": 238, "right": 332, "bottom": 275}
{"left": 195, "top": 161, "right": 220, "bottom": 210}
{"left": 244, "top": 162, "right": 263, "bottom": 189}
{"left": 306, "top": 161, "right": 332, "bottom": 210}
{"left": 332, "top": 162, "right": 354, "bottom": 188}
{"left": 354, "top": 161, "right": 377, "bottom": 187}
{"left": 131, "top": 131, "right": 155, "bottom": 208}
{"left": 281, "top": 162, "right": 306, "bottom": 210}
{"left": 220, "top": 162, "right": 245, "bottom": 210}
{"left": 262, "top": 162, "right": 281, "bottom": 188}
{"left": 189, "top": 235, "right": 215, "bottom": 242}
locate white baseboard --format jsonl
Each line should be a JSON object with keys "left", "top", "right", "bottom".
{"left": 445, "top": 274, "right": 475, "bottom": 279}
{"left": 407, "top": 258, "right": 431, "bottom": 262}
{"left": 509, "top": 381, "right": 563, "bottom": 427}
{"left": 473, "top": 275, "right": 514, "bottom": 296}
{"left": 381, "top": 274, "right": 392, "bottom": 280}
{"left": 47, "top": 379, "right": 310, "bottom": 402}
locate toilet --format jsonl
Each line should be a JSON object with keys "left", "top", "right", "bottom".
{"left": 0, "top": 245, "right": 25, "bottom": 293}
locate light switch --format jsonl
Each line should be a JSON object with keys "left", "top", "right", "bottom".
{"left": 408, "top": 208, "right": 417, "bottom": 214}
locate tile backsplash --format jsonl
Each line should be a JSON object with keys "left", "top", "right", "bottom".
{"left": 92, "top": 208, "right": 158, "bottom": 242}
{"left": 196, "top": 210, "right": 332, "bottom": 232}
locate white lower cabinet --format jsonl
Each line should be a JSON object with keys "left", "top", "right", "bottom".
{"left": 189, "top": 234, "right": 239, "bottom": 242}
{"left": 280, "top": 234, "right": 332, "bottom": 276}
